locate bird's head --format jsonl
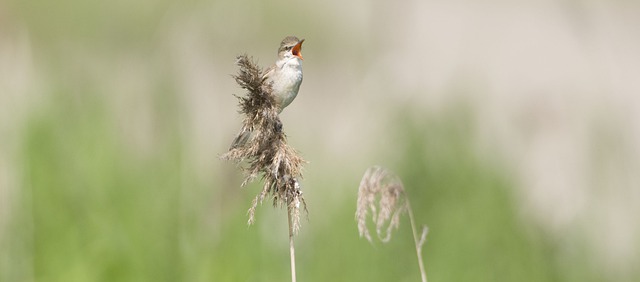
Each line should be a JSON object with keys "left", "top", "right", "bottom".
{"left": 278, "top": 36, "right": 304, "bottom": 61}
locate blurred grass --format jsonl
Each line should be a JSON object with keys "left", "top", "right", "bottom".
{"left": 8, "top": 68, "right": 602, "bottom": 282}
{"left": 19, "top": 90, "right": 182, "bottom": 281}
{"left": 393, "top": 107, "right": 557, "bottom": 281}
{"left": 3, "top": 0, "right": 628, "bottom": 281}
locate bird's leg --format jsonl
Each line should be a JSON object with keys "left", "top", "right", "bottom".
{"left": 274, "top": 118, "right": 283, "bottom": 133}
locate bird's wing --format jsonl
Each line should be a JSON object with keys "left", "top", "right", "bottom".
{"left": 262, "top": 64, "right": 276, "bottom": 81}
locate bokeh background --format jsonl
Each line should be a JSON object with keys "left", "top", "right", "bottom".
{"left": 1, "top": 0, "right": 639, "bottom": 281}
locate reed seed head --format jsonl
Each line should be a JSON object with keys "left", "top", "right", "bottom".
{"left": 356, "top": 166, "right": 408, "bottom": 243}
{"left": 222, "top": 55, "right": 306, "bottom": 233}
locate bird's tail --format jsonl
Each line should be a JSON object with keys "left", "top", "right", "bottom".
{"left": 229, "top": 130, "right": 254, "bottom": 150}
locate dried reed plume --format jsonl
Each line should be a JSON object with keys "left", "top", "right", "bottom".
{"left": 222, "top": 55, "right": 307, "bottom": 281}
{"left": 356, "top": 166, "right": 429, "bottom": 282}
{"left": 221, "top": 55, "right": 307, "bottom": 231}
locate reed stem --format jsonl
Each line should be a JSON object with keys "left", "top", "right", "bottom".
{"left": 288, "top": 208, "right": 297, "bottom": 282}
{"left": 407, "top": 202, "right": 427, "bottom": 282}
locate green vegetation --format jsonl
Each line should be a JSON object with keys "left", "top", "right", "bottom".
{"left": 6, "top": 98, "right": 584, "bottom": 281}
{"left": 2, "top": 0, "right": 631, "bottom": 281}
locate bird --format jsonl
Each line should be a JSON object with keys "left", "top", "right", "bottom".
{"left": 230, "top": 36, "right": 305, "bottom": 149}
{"left": 264, "top": 36, "right": 305, "bottom": 112}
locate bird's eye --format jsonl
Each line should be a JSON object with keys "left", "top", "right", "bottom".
{"left": 285, "top": 46, "right": 292, "bottom": 50}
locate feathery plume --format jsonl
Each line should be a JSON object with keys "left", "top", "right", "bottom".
{"left": 221, "top": 55, "right": 306, "bottom": 232}
{"left": 356, "top": 166, "right": 408, "bottom": 242}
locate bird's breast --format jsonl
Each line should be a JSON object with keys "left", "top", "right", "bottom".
{"left": 271, "top": 63, "right": 303, "bottom": 110}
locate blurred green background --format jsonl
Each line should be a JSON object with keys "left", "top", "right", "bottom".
{"left": 1, "top": 0, "right": 639, "bottom": 281}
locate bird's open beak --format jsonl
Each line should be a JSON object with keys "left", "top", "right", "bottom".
{"left": 292, "top": 39, "right": 304, "bottom": 60}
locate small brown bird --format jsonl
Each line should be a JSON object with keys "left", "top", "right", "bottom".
{"left": 230, "top": 36, "right": 305, "bottom": 149}
{"left": 264, "top": 36, "right": 305, "bottom": 112}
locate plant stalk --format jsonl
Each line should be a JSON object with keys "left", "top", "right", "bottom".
{"left": 287, "top": 208, "right": 297, "bottom": 282}
{"left": 407, "top": 203, "right": 427, "bottom": 282}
